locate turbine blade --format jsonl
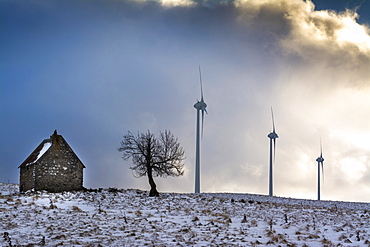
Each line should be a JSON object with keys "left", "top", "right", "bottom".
{"left": 321, "top": 162, "right": 324, "bottom": 183}
{"left": 201, "top": 109, "right": 205, "bottom": 138}
{"left": 320, "top": 139, "right": 324, "bottom": 183}
{"left": 273, "top": 138, "right": 276, "bottom": 164}
{"left": 271, "top": 107, "right": 276, "bottom": 133}
{"left": 199, "top": 65, "right": 204, "bottom": 101}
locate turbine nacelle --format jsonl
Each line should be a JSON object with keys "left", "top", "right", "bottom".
{"left": 268, "top": 132, "right": 279, "bottom": 139}
{"left": 316, "top": 157, "right": 324, "bottom": 163}
{"left": 194, "top": 100, "right": 207, "bottom": 111}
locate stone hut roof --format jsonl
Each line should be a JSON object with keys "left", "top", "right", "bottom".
{"left": 18, "top": 139, "right": 52, "bottom": 168}
{"left": 18, "top": 130, "right": 86, "bottom": 168}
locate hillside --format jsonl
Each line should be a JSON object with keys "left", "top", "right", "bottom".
{"left": 1, "top": 183, "right": 369, "bottom": 246}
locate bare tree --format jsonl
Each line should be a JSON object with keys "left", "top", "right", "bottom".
{"left": 118, "top": 130, "right": 185, "bottom": 196}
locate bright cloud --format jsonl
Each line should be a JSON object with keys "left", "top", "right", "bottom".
{"left": 340, "top": 157, "right": 368, "bottom": 182}
{"left": 159, "top": 0, "right": 195, "bottom": 7}
{"left": 234, "top": 0, "right": 370, "bottom": 57}
{"left": 336, "top": 13, "right": 370, "bottom": 52}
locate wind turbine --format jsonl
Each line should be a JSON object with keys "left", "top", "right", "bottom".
{"left": 194, "top": 66, "right": 207, "bottom": 194}
{"left": 267, "top": 107, "right": 278, "bottom": 196}
{"left": 316, "top": 140, "right": 324, "bottom": 200}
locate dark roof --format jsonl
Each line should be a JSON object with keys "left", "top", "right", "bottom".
{"left": 19, "top": 131, "right": 86, "bottom": 169}
{"left": 18, "top": 139, "right": 51, "bottom": 168}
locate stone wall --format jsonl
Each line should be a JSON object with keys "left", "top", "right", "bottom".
{"left": 34, "top": 152, "right": 84, "bottom": 192}
{"left": 19, "top": 164, "right": 35, "bottom": 192}
{"left": 36, "top": 133, "right": 84, "bottom": 192}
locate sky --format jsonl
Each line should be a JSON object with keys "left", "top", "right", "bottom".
{"left": 1, "top": 0, "right": 370, "bottom": 203}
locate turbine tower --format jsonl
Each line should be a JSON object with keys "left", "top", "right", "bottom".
{"left": 267, "top": 107, "right": 278, "bottom": 196}
{"left": 194, "top": 66, "right": 207, "bottom": 194}
{"left": 316, "top": 140, "right": 324, "bottom": 200}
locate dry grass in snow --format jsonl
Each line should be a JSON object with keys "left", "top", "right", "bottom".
{"left": 0, "top": 183, "right": 369, "bottom": 246}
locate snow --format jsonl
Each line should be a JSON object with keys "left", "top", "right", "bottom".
{"left": 1, "top": 183, "right": 369, "bottom": 246}
{"left": 30, "top": 141, "right": 52, "bottom": 165}
{"left": 0, "top": 183, "right": 18, "bottom": 196}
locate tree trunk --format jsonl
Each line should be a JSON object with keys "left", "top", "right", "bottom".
{"left": 147, "top": 167, "right": 159, "bottom": 197}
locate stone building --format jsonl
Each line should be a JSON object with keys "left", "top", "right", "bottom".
{"left": 19, "top": 130, "right": 85, "bottom": 192}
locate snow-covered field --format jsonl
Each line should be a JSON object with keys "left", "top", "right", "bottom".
{"left": 1, "top": 183, "right": 369, "bottom": 246}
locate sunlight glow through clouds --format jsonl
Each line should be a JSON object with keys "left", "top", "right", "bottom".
{"left": 330, "top": 129, "right": 370, "bottom": 152}
{"left": 340, "top": 157, "right": 367, "bottom": 182}
{"left": 159, "top": 0, "right": 195, "bottom": 7}
{"left": 336, "top": 15, "right": 370, "bottom": 52}
{"left": 129, "top": 0, "right": 195, "bottom": 7}
{"left": 261, "top": 1, "right": 370, "bottom": 58}
{"left": 324, "top": 89, "right": 370, "bottom": 131}
{"left": 241, "top": 162, "right": 263, "bottom": 177}
{"left": 297, "top": 152, "right": 312, "bottom": 173}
